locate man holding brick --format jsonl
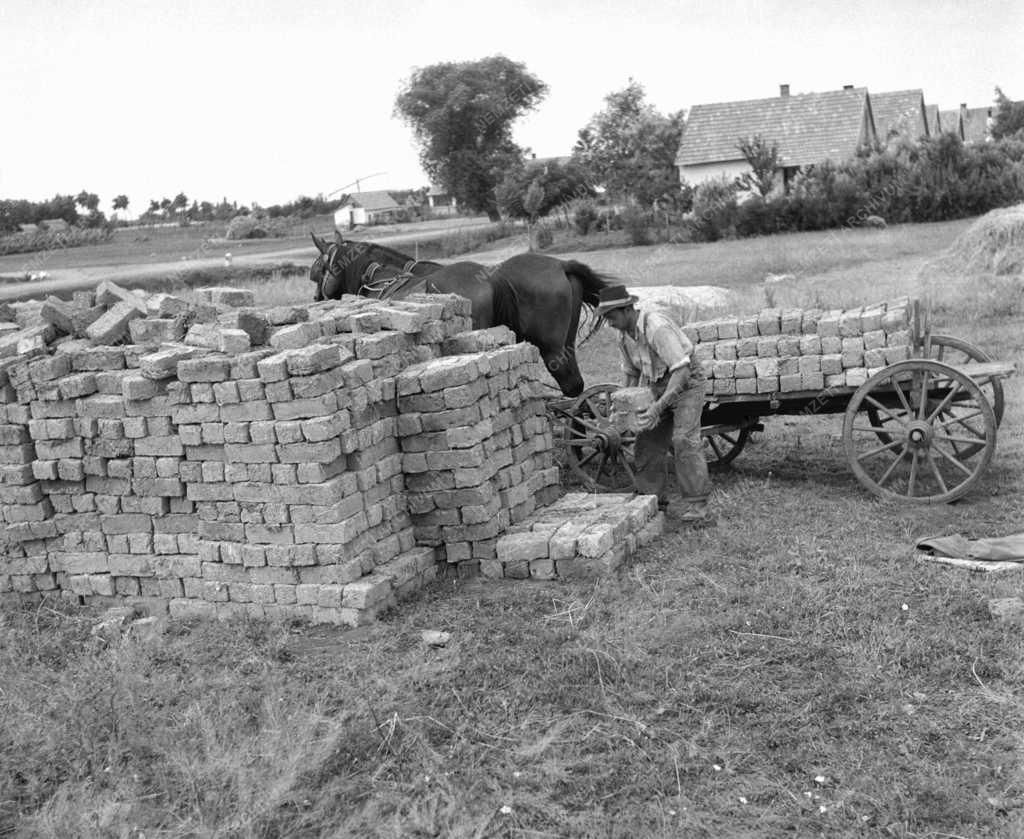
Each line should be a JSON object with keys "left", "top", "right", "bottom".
{"left": 595, "top": 286, "right": 713, "bottom": 527}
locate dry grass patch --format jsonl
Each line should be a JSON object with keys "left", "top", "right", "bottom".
{"left": 3, "top": 217, "right": 1023, "bottom": 837}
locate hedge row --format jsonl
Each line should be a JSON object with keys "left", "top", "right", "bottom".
{"left": 692, "top": 133, "right": 1024, "bottom": 241}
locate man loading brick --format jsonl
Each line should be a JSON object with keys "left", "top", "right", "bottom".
{"left": 595, "top": 285, "right": 714, "bottom": 527}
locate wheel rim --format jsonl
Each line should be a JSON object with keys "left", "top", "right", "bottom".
{"left": 562, "top": 383, "right": 637, "bottom": 492}
{"left": 844, "top": 360, "right": 997, "bottom": 503}
{"left": 924, "top": 334, "right": 1004, "bottom": 434}
{"left": 702, "top": 425, "right": 750, "bottom": 470}
{"left": 865, "top": 334, "right": 1003, "bottom": 457}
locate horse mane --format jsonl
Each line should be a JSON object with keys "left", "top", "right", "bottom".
{"left": 490, "top": 274, "right": 524, "bottom": 340}
{"left": 361, "top": 241, "right": 415, "bottom": 265}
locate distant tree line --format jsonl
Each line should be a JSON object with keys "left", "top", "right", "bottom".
{"left": 0, "top": 191, "right": 348, "bottom": 235}
{"left": 0, "top": 193, "right": 108, "bottom": 234}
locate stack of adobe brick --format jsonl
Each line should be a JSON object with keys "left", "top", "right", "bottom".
{"left": 684, "top": 298, "right": 914, "bottom": 396}
{"left": 0, "top": 280, "right": 565, "bottom": 623}
{"left": 395, "top": 327, "right": 562, "bottom": 579}
{"left": 137, "top": 291, "right": 474, "bottom": 624}
{"left": 1, "top": 276, "right": 671, "bottom": 619}
{"left": 492, "top": 492, "right": 664, "bottom": 580}
{"left": 0, "top": 335, "right": 60, "bottom": 601}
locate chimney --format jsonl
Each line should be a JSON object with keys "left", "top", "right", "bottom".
{"left": 780, "top": 84, "right": 790, "bottom": 97}
{"left": 843, "top": 84, "right": 854, "bottom": 90}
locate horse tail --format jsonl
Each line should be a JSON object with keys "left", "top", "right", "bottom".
{"left": 561, "top": 259, "right": 615, "bottom": 309}
{"left": 562, "top": 259, "right": 617, "bottom": 346}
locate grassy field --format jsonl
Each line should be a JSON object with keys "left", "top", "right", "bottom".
{"left": 0, "top": 214, "right": 495, "bottom": 281}
{"left": 2, "top": 220, "right": 1024, "bottom": 838}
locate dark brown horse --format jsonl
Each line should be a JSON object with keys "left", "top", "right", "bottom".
{"left": 309, "top": 232, "right": 612, "bottom": 397}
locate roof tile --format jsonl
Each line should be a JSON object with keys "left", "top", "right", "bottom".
{"left": 676, "top": 87, "right": 873, "bottom": 167}
{"left": 961, "top": 107, "right": 992, "bottom": 143}
{"left": 871, "top": 90, "right": 928, "bottom": 139}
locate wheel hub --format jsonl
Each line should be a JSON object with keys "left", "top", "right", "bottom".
{"left": 905, "top": 420, "right": 933, "bottom": 449}
{"left": 595, "top": 428, "right": 623, "bottom": 454}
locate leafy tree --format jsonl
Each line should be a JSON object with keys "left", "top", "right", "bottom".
{"left": 112, "top": 194, "right": 129, "bottom": 212}
{"left": 75, "top": 191, "right": 100, "bottom": 211}
{"left": 148, "top": 199, "right": 160, "bottom": 215}
{"left": 496, "top": 159, "right": 596, "bottom": 224}
{"left": 992, "top": 86, "right": 1024, "bottom": 139}
{"left": 736, "top": 135, "right": 781, "bottom": 197}
{"left": 572, "top": 80, "right": 685, "bottom": 208}
{"left": 395, "top": 56, "right": 548, "bottom": 221}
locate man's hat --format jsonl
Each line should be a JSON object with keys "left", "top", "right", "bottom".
{"left": 594, "top": 285, "right": 639, "bottom": 316}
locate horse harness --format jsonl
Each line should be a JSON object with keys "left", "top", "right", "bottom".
{"left": 322, "top": 242, "right": 426, "bottom": 300}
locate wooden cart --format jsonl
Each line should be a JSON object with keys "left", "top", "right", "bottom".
{"left": 549, "top": 308, "right": 1014, "bottom": 504}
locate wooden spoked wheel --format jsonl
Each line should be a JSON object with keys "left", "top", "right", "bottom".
{"left": 843, "top": 360, "right": 997, "bottom": 503}
{"left": 702, "top": 423, "right": 751, "bottom": 471}
{"left": 922, "top": 335, "right": 1004, "bottom": 430}
{"left": 867, "top": 335, "right": 1003, "bottom": 457}
{"left": 561, "top": 383, "right": 637, "bottom": 492}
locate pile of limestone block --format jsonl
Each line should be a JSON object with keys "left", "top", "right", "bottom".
{"left": 683, "top": 297, "right": 914, "bottom": 397}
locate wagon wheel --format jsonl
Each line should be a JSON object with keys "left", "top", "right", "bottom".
{"left": 702, "top": 423, "right": 751, "bottom": 471}
{"left": 843, "top": 360, "right": 997, "bottom": 504}
{"left": 866, "top": 335, "right": 1004, "bottom": 456}
{"left": 561, "top": 383, "right": 637, "bottom": 492}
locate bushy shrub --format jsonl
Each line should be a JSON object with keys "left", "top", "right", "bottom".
{"left": 621, "top": 206, "right": 653, "bottom": 245}
{"left": 691, "top": 177, "right": 739, "bottom": 241}
{"left": 225, "top": 215, "right": 268, "bottom": 240}
{"left": 735, "top": 195, "right": 791, "bottom": 237}
{"left": 573, "top": 201, "right": 599, "bottom": 235}
{"left": 0, "top": 225, "right": 113, "bottom": 256}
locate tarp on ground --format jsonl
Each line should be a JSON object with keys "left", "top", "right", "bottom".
{"left": 915, "top": 533, "right": 1024, "bottom": 572}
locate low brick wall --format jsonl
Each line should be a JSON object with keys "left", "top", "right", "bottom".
{"left": 0, "top": 285, "right": 563, "bottom": 624}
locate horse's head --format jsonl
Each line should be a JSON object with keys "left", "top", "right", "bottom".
{"left": 310, "top": 231, "right": 369, "bottom": 300}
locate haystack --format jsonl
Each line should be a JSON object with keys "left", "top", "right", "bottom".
{"left": 942, "top": 204, "right": 1024, "bottom": 276}
{"left": 917, "top": 204, "right": 1024, "bottom": 314}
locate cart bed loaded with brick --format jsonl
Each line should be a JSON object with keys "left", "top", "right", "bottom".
{"left": 550, "top": 297, "right": 1013, "bottom": 504}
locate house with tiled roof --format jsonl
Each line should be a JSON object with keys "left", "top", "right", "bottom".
{"left": 925, "top": 104, "right": 941, "bottom": 136}
{"left": 334, "top": 190, "right": 403, "bottom": 228}
{"left": 675, "top": 84, "right": 878, "bottom": 194}
{"left": 938, "top": 109, "right": 963, "bottom": 139}
{"left": 871, "top": 89, "right": 929, "bottom": 141}
{"left": 960, "top": 105, "right": 994, "bottom": 143}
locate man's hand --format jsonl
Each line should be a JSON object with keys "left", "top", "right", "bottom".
{"left": 637, "top": 403, "right": 661, "bottom": 430}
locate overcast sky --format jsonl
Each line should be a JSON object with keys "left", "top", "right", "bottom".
{"left": 2, "top": 0, "right": 1021, "bottom": 216}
